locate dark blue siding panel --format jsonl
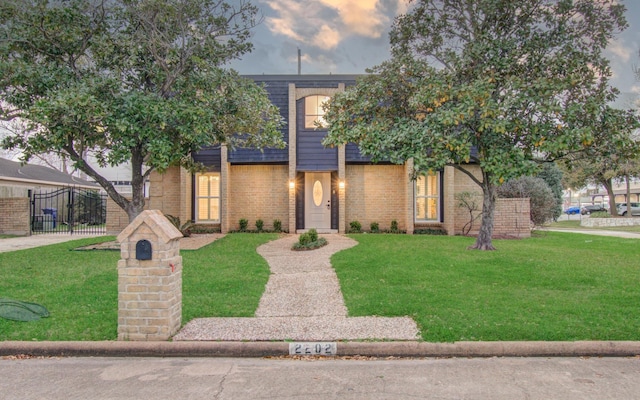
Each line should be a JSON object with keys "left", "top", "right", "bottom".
{"left": 345, "top": 143, "right": 372, "bottom": 163}
{"left": 296, "top": 97, "right": 337, "bottom": 171}
{"left": 228, "top": 78, "right": 290, "bottom": 163}
{"left": 192, "top": 146, "right": 221, "bottom": 171}
{"left": 297, "top": 132, "right": 338, "bottom": 171}
{"left": 228, "top": 75, "right": 360, "bottom": 164}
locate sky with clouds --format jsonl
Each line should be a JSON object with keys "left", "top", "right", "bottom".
{"left": 229, "top": 0, "right": 640, "bottom": 109}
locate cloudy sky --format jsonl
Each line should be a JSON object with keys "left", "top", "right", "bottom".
{"left": 229, "top": 0, "right": 640, "bottom": 108}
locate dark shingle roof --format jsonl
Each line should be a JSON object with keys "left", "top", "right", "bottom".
{"left": 0, "top": 157, "right": 99, "bottom": 188}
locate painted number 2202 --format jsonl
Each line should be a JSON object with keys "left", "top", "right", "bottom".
{"left": 289, "top": 342, "right": 337, "bottom": 356}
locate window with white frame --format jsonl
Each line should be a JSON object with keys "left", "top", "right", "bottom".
{"left": 196, "top": 173, "right": 220, "bottom": 222}
{"left": 415, "top": 172, "right": 440, "bottom": 221}
{"left": 304, "top": 95, "right": 331, "bottom": 129}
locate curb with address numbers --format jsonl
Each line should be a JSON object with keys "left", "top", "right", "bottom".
{"left": 289, "top": 342, "right": 337, "bottom": 356}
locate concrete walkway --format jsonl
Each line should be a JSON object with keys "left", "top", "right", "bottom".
{"left": 0, "top": 233, "right": 105, "bottom": 253}
{"left": 173, "top": 234, "right": 420, "bottom": 341}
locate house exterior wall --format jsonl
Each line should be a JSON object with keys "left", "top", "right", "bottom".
{"left": 0, "top": 197, "right": 30, "bottom": 235}
{"left": 106, "top": 197, "right": 139, "bottom": 235}
{"left": 107, "top": 166, "right": 191, "bottom": 235}
{"left": 147, "top": 166, "right": 191, "bottom": 224}
{"left": 345, "top": 164, "right": 409, "bottom": 232}
{"left": 448, "top": 164, "right": 483, "bottom": 235}
{"left": 104, "top": 76, "right": 531, "bottom": 239}
{"left": 227, "top": 164, "right": 289, "bottom": 232}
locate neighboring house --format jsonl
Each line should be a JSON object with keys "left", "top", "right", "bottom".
{"left": 108, "top": 75, "right": 529, "bottom": 237}
{"left": 0, "top": 157, "right": 99, "bottom": 196}
{"left": 1, "top": 157, "right": 101, "bottom": 235}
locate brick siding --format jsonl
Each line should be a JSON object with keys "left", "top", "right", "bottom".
{"left": 452, "top": 196, "right": 531, "bottom": 238}
{"left": 345, "top": 164, "right": 408, "bottom": 231}
{"left": 107, "top": 166, "right": 192, "bottom": 235}
{"left": 147, "top": 166, "right": 191, "bottom": 223}
{"left": 0, "top": 197, "right": 30, "bottom": 235}
{"left": 227, "top": 165, "right": 289, "bottom": 231}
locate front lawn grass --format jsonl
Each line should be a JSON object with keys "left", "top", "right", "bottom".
{"left": 181, "top": 233, "right": 276, "bottom": 321}
{"left": 0, "top": 234, "right": 275, "bottom": 341}
{"left": 2, "top": 231, "right": 638, "bottom": 342}
{"left": 0, "top": 236, "right": 120, "bottom": 341}
{"left": 332, "top": 232, "right": 640, "bottom": 342}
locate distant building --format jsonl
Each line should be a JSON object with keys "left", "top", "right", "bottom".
{"left": 0, "top": 157, "right": 99, "bottom": 197}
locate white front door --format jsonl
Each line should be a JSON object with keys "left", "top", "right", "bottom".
{"left": 305, "top": 172, "right": 331, "bottom": 230}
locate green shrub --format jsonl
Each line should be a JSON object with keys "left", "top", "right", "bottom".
{"left": 590, "top": 211, "right": 611, "bottom": 218}
{"left": 370, "top": 222, "right": 379, "bottom": 232}
{"left": 255, "top": 219, "right": 264, "bottom": 232}
{"left": 414, "top": 228, "right": 446, "bottom": 235}
{"left": 292, "top": 231, "right": 327, "bottom": 251}
{"left": 273, "top": 219, "right": 282, "bottom": 232}
{"left": 298, "top": 232, "right": 312, "bottom": 245}
{"left": 189, "top": 224, "right": 221, "bottom": 234}
{"left": 349, "top": 220, "right": 362, "bottom": 233}
{"left": 165, "top": 214, "right": 195, "bottom": 237}
{"left": 239, "top": 218, "right": 248, "bottom": 232}
{"left": 308, "top": 228, "right": 318, "bottom": 242}
{"left": 390, "top": 220, "right": 399, "bottom": 233}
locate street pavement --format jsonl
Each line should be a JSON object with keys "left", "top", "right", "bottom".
{"left": 1, "top": 356, "right": 639, "bottom": 400}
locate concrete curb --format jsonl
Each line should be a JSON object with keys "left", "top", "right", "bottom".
{"left": 2, "top": 341, "right": 640, "bottom": 358}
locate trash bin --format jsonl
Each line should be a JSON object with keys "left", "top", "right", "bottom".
{"left": 32, "top": 215, "right": 44, "bottom": 231}
{"left": 42, "top": 208, "right": 57, "bottom": 228}
{"left": 42, "top": 215, "right": 54, "bottom": 230}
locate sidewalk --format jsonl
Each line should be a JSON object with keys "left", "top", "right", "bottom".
{"left": 542, "top": 228, "right": 640, "bottom": 239}
{"left": 0, "top": 233, "right": 104, "bottom": 253}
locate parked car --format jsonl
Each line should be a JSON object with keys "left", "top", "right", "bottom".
{"left": 616, "top": 202, "right": 640, "bottom": 216}
{"left": 564, "top": 206, "right": 581, "bottom": 215}
{"left": 580, "top": 204, "right": 608, "bottom": 215}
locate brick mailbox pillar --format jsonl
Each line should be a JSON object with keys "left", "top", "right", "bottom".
{"left": 116, "top": 210, "right": 183, "bottom": 341}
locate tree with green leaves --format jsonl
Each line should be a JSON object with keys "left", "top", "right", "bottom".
{"left": 323, "top": 0, "right": 627, "bottom": 250}
{"left": 561, "top": 106, "right": 639, "bottom": 216}
{"left": 0, "top": 0, "right": 284, "bottom": 221}
{"left": 535, "top": 163, "right": 564, "bottom": 222}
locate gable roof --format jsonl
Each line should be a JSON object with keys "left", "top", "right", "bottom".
{"left": 0, "top": 157, "right": 99, "bottom": 189}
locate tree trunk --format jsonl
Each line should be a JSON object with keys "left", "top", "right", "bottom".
{"left": 127, "top": 147, "right": 147, "bottom": 222}
{"left": 468, "top": 180, "right": 497, "bottom": 251}
{"left": 65, "top": 144, "right": 146, "bottom": 223}
{"left": 602, "top": 178, "right": 618, "bottom": 216}
{"left": 626, "top": 173, "right": 631, "bottom": 215}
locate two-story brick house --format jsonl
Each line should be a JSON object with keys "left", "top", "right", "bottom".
{"left": 108, "top": 74, "right": 529, "bottom": 237}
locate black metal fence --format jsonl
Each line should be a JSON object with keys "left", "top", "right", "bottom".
{"left": 30, "top": 188, "right": 107, "bottom": 235}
